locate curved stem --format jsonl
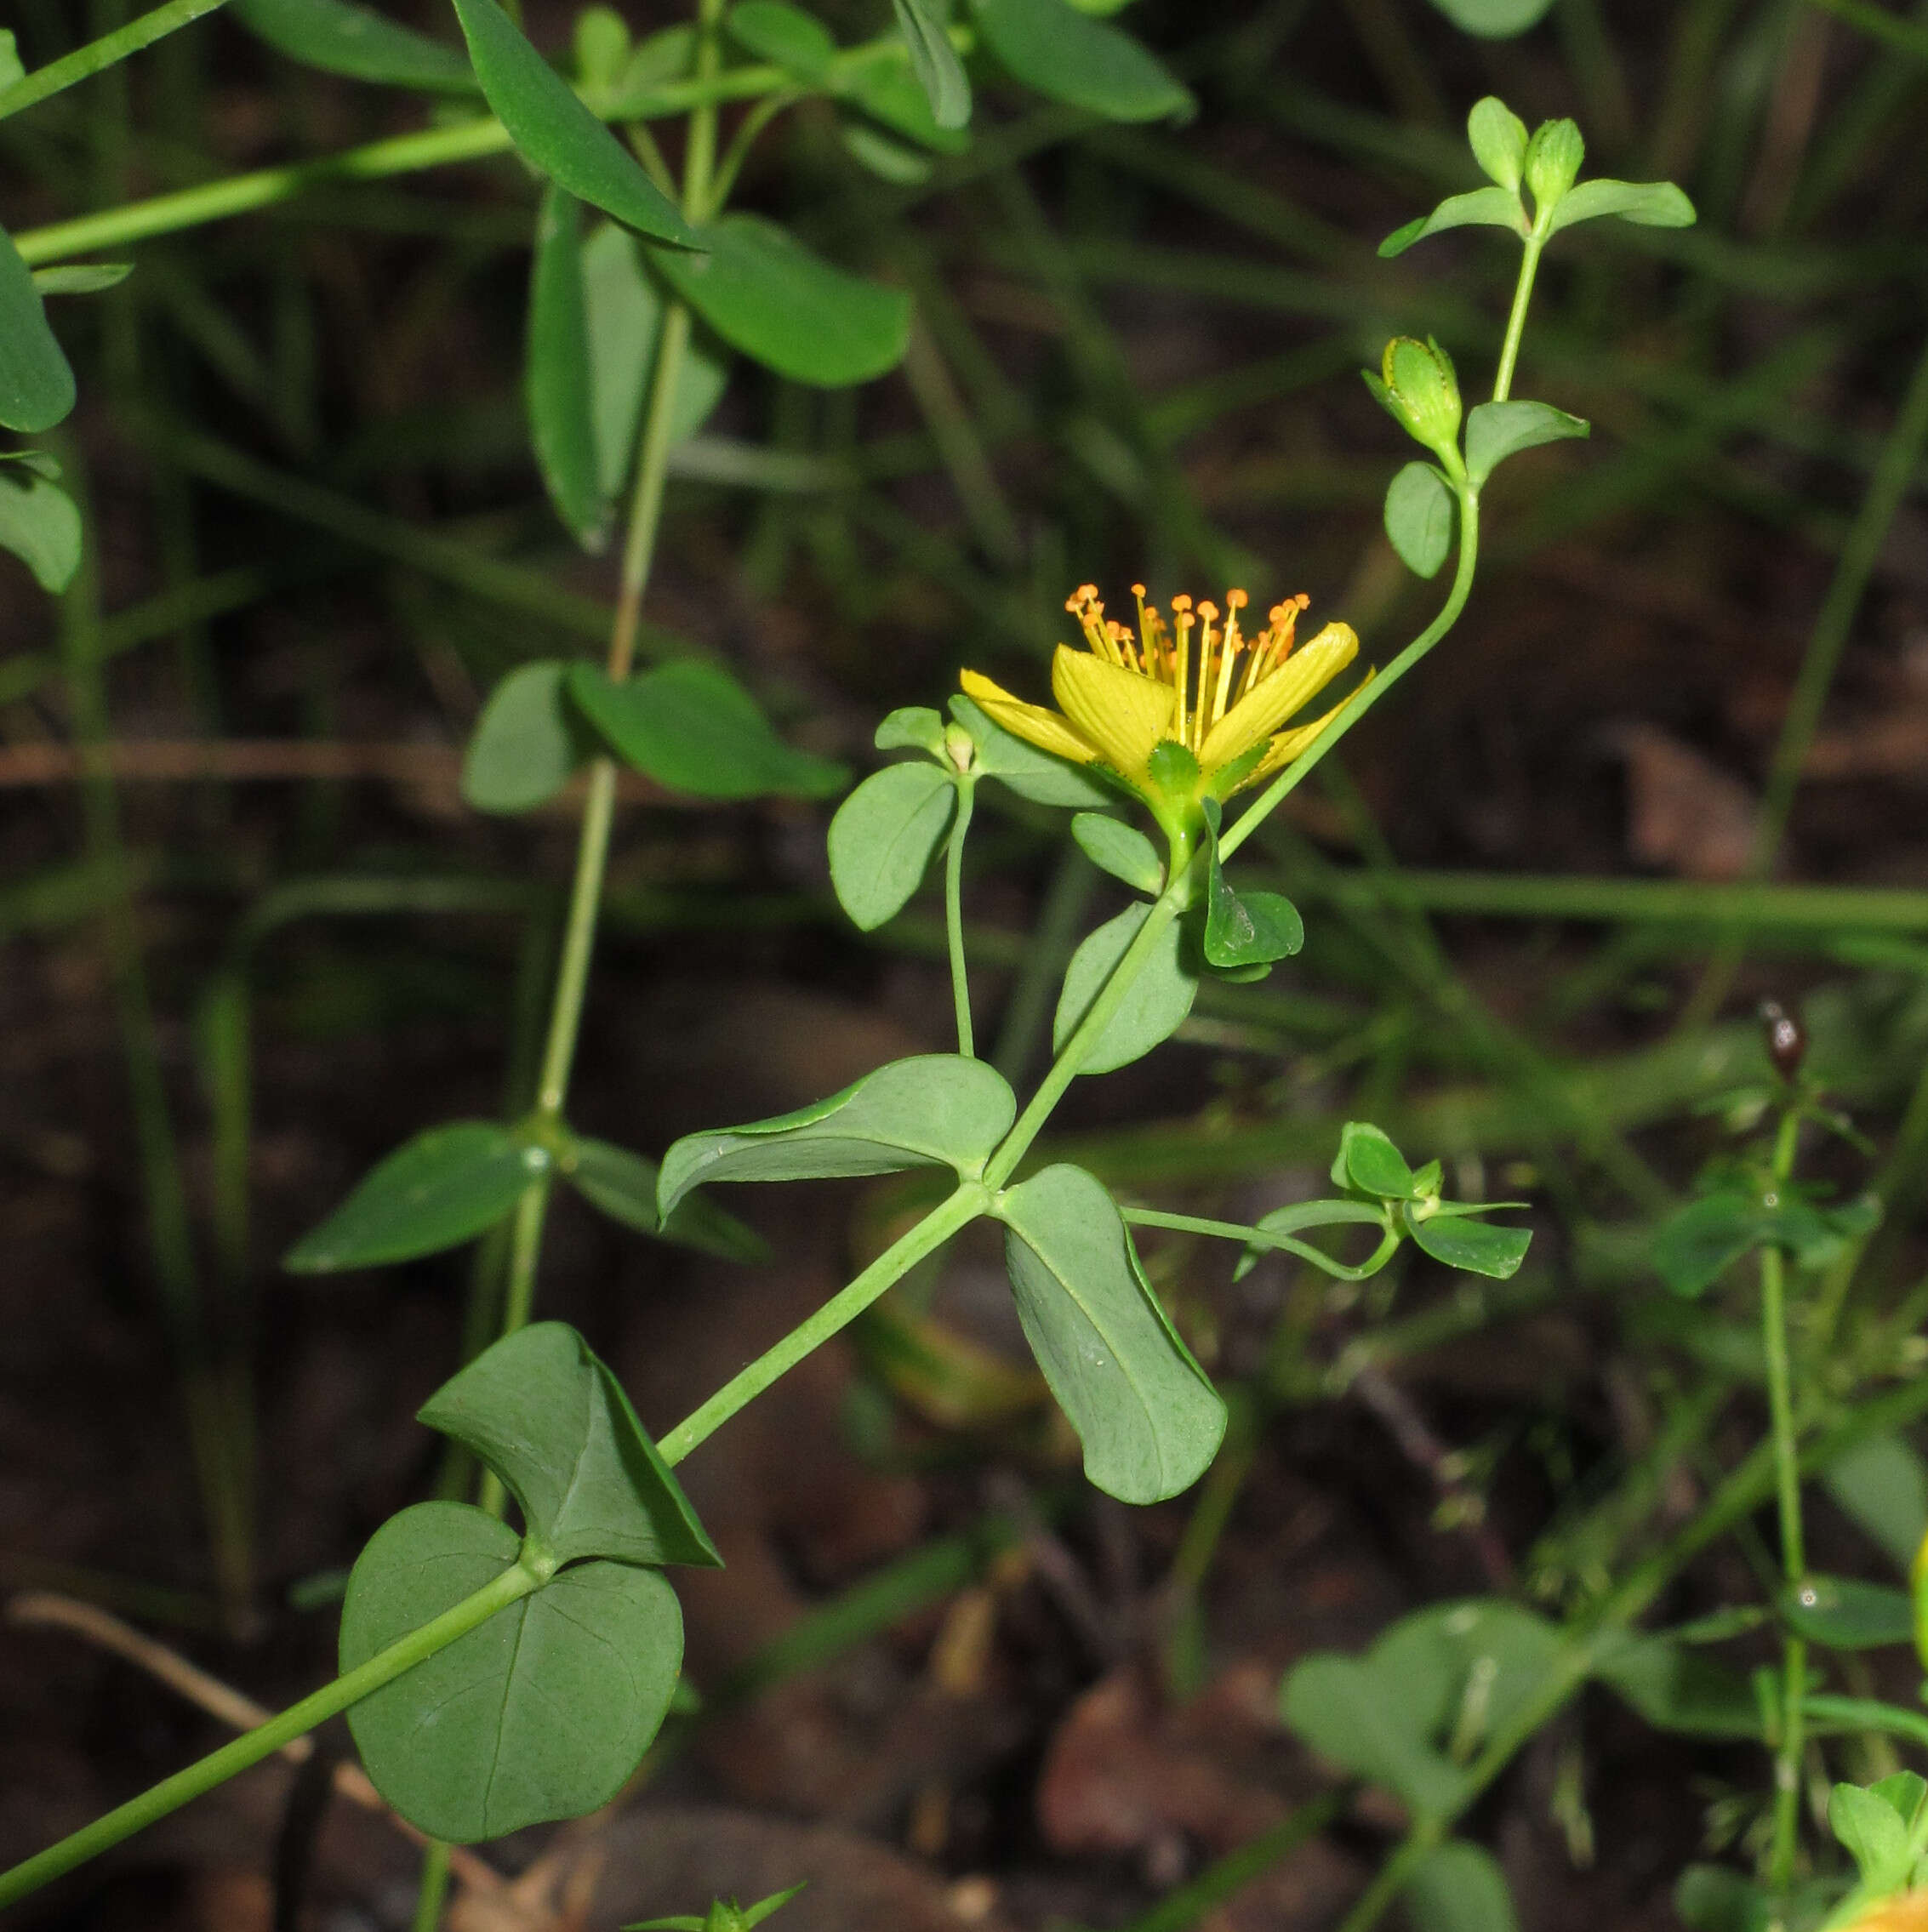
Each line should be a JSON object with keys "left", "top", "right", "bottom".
{"left": 1120, "top": 1205, "right": 1400, "bottom": 1280}
{"left": 945, "top": 777, "right": 978, "bottom": 1057}
{"left": 1219, "top": 487, "right": 1480, "bottom": 864}
{"left": 0, "top": 1555, "right": 546, "bottom": 1908}
{"left": 0, "top": 0, "right": 231, "bottom": 123}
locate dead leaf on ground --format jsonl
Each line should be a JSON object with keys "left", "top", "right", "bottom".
{"left": 1600, "top": 722, "right": 1764, "bottom": 881}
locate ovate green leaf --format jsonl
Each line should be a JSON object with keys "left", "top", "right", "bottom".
{"left": 649, "top": 214, "right": 910, "bottom": 387}
{"left": 1406, "top": 1206, "right": 1532, "bottom": 1279}
{"left": 419, "top": 1321, "right": 717, "bottom": 1565}
{"left": 1423, "top": 0, "right": 1557, "bottom": 37}
{"left": 340, "top": 1502, "right": 684, "bottom": 1842}
{"left": 231, "top": 0, "right": 477, "bottom": 91}
{"left": 969, "top": 0, "right": 1190, "bottom": 122}
{"left": 462, "top": 660, "right": 589, "bottom": 814}
{"left": 1405, "top": 1842, "right": 1518, "bottom": 1932}
{"left": 562, "top": 1134, "right": 768, "bottom": 1262}
{"left": 1828, "top": 1781, "right": 1913, "bottom": 1893}
{"left": 891, "top": 0, "right": 970, "bottom": 131}
{"left": 568, "top": 659, "right": 847, "bottom": 800}
{"left": 1592, "top": 1633, "right": 1760, "bottom": 1738}
{"left": 1777, "top": 1575, "right": 1914, "bottom": 1650}
{"left": 1052, "top": 903, "right": 1197, "bottom": 1074}
{"left": 1378, "top": 185, "right": 1526, "bottom": 259}
{"left": 1467, "top": 97, "right": 1528, "bottom": 191}
{"left": 0, "top": 225, "right": 75, "bottom": 434}
{"left": 284, "top": 1121, "right": 539, "bottom": 1271}
{"left": 1548, "top": 178, "right": 1697, "bottom": 236}
{"left": 827, "top": 761, "right": 957, "bottom": 931}
{"left": 1821, "top": 1433, "right": 1928, "bottom": 1576}
{"left": 1463, "top": 399, "right": 1589, "bottom": 489}
{"left": 0, "top": 469, "right": 81, "bottom": 593}
{"left": 449, "top": 0, "right": 700, "bottom": 247}
{"left": 1070, "top": 813, "right": 1162, "bottom": 895}
{"left": 32, "top": 264, "right": 134, "bottom": 295}
{"left": 657, "top": 1055, "right": 1016, "bottom": 1217}
{"left": 1332, "top": 1120, "right": 1417, "bottom": 1200}
{"left": 727, "top": 0, "right": 835, "bottom": 82}
{"left": 1384, "top": 461, "right": 1455, "bottom": 578}
{"left": 997, "top": 1163, "right": 1225, "bottom": 1503}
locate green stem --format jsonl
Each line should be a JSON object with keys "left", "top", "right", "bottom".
{"left": 944, "top": 777, "right": 978, "bottom": 1057}
{"left": 1762, "top": 1103, "right": 1807, "bottom": 1893}
{"left": 0, "top": 0, "right": 230, "bottom": 123}
{"left": 410, "top": 1841, "right": 453, "bottom": 1932}
{"left": 0, "top": 1554, "right": 548, "bottom": 1908}
{"left": 1332, "top": 1825, "right": 1443, "bottom": 1932}
{"left": 1219, "top": 487, "right": 1480, "bottom": 863}
{"left": 1121, "top": 1204, "right": 1400, "bottom": 1279}
{"left": 655, "top": 1182, "right": 988, "bottom": 1466}
{"left": 1492, "top": 231, "right": 1548, "bottom": 405}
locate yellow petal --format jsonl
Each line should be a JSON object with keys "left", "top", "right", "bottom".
{"left": 1235, "top": 668, "right": 1376, "bottom": 792}
{"left": 1050, "top": 646, "right": 1177, "bottom": 783}
{"left": 960, "top": 668, "right": 1098, "bottom": 767}
{"left": 1198, "top": 623, "right": 1358, "bottom": 772}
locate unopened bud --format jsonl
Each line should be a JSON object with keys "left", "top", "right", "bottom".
{"left": 1760, "top": 999, "right": 1805, "bottom": 1082}
{"left": 943, "top": 721, "right": 977, "bottom": 773}
{"left": 1525, "top": 118, "right": 1584, "bottom": 214}
{"left": 1368, "top": 336, "right": 1463, "bottom": 461}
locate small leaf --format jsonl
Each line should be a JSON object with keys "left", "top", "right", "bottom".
{"left": 284, "top": 1121, "right": 539, "bottom": 1271}
{"left": 727, "top": 1, "right": 835, "bottom": 82}
{"left": 838, "top": 117, "right": 935, "bottom": 184}
{"left": 1829, "top": 1782, "right": 1913, "bottom": 1892}
{"left": 949, "top": 692, "right": 1112, "bottom": 807}
{"left": 1463, "top": 399, "right": 1589, "bottom": 489}
{"left": 0, "top": 469, "right": 81, "bottom": 593}
{"left": 31, "top": 263, "right": 134, "bottom": 295}
{"left": 1675, "top": 1866, "right": 1771, "bottom": 1932}
{"left": 1423, "top": 0, "right": 1557, "bottom": 37}
{"left": 420, "top": 1321, "right": 717, "bottom": 1566}
{"left": 1821, "top": 1434, "right": 1928, "bottom": 1576}
{"left": 1592, "top": 1633, "right": 1760, "bottom": 1738}
{"left": 1070, "top": 813, "right": 1161, "bottom": 894}
{"left": 568, "top": 659, "right": 847, "bottom": 800}
{"left": 1779, "top": 1575, "right": 1915, "bottom": 1650}
{"left": 828, "top": 761, "right": 957, "bottom": 932}
{"left": 649, "top": 214, "right": 910, "bottom": 388}
{"left": 1405, "top": 1841, "right": 1518, "bottom": 1932}
{"left": 969, "top": 0, "right": 1190, "bottom": 122}
{"left": 997, "top": 1164, "right": 1225, "bottom": 1503}
{"left": 657, "top": 1055, "right": 1017, "bottom": 1217}
{"left": 562, "top": 1135, "right": 768, "bottom": 1262}
{"left": 1384, "top": 461, "right": 1455, "bottom": 578}
{"left": 582, "top": 222, "right": 730, "bottom": 499}
{"left": 1052, "top": 903, "right": 1197, "bottom": 1075}
{"left": 1548, "top": 177, "right": 1696, "bottom": 236}
{"left": 1651, "top": 1189, "right": 1760, "bottom": 1297}
{"left": 836, "top": 43, "right": 968, "bottom": 154}
{"left": 340, "top": 1502, "right": 685, "bottom": 1841}
{"left": 1333, "top": 1121, "right": 1417, "bottom": 1200}
{"left": 528, "top": 187, "right": 609, "bottom": 550}
{"left": 1405, "top": 1206, "right": 1531, "bottom": 1279}
{"left": 462, "top": 660, "right": 590, "bottom": 814}
{"left": 1378, "top": 185, "right": 1526, "bottom": 259}
{"left": 875, "top": 706, "right": 946, "bottom": 754}
{"left": 0, "top": 225, "right": 76, "bottom": 434}
{"left": 574, "top": 7, "right": 630, "bottom": 91}
{"left": 231, "top": 0, "right": 477, "bottom": 91}
{"left": 0, "top": 29, "right": 21, "bottom": 90}
{"left": 449, "top": 0, "right": 700, "bottom": 247}
{"left": 1201, "top": 801, "right": 1303, "bottom": 969}
{"left": 1467, "top": 97, "right": 1527, "bottom": 191}
{"left": 890, "top": 0, "right": 969, "bottom": 129}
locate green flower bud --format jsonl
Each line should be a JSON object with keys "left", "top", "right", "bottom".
{"left": 1368, "top": 336, "right": 1463, "bottom": 461}
{"left": 942, "top": 721, "right": 978, "bottom": 773}
{"left": 1525, "top": 118, "right": 1585, "bottom": 216}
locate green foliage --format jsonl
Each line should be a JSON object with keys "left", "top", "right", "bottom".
{"left": 1071, "top": 812, "right": 1163, "bottom": 895}
{"left": 1462, "top": 401, "right": 1589, "bottom": 489}
{"left": 628, "top": 1881, "right": 807, "bottom": 1932}
{"left": 1821, "top": 1434, "right": 1928, "bottom": 1575}
{"left": 283, "top": 1121, "right": 541, "bottom": 1271}
{"left": 0, "top": 461, "right": 81, "bottom": 592}
{"left": 1651, "top": 1186, "right": 1878, "bottom": 1297}
{"left": 1201, "top": 799, "right": 1303, "bottom": 970}
{"left": 1404, "top": 1841, "right": 1519, "bottom": 1932}
{"left": 1366, "top": 337, "right": 1463, "bottom": 467}
{"left": 968, "top": 0, "right": 1190, "bottom": 123}
{"left": 568, "top": 660, "right": 847, "bottom": 799}
{"left": 448, "top": 0, "right": 699, "bottom": 247}
{"left": 1591, "top": 1633, "right": 1760, "bottom": 1739}
{"left": 339, "top": 1502, "right": 684, "bottom": 1841}
{"left": 461, "top": 660, "right": 588, "bottom": 813}
{"left": 828, "top": 761, "right": 958, "bottom": 930}
{"left": 949, "top": 694, "right": 1111, "bottom": 807}
{"left": 727, "top": 2, "right": 835, "bottom": 83}
{"left": 1052, "top": 903, "right": 1197, "bottom": 1074}
{"left": 1384, "top": 461, "right": 1456, "bottom": 578}
{"left": 0, "top": 225, "right": 75, "bottom": 432}
{"left": 995, "top": 1163, "right": 1226, "bottom": 1503}
{"left": 1778, "top": 1575, "right": 1914, "bottom": 1650}
{"left": 656, "top": 1056, "right": 1018, "bottom": 1216}
{"left": 562, "top": 1134, "right": 768, "bottom": 1262}
{"left": 528, "top": 185, "right": 609, "bottom": 550}
{"left": 1422, "top": 0, "right": 1556, "bottom": 37}
{"left": 231, "top": 0, "right": 477, "bottom": 93}
{"left": 649, "top": 215, "right": 911, "bottom": 387}
{"left": 890, "top": 0, "right": 969, "bottom": 130}
{"left": 31, "top": 263, "right": 133, "bottom": 294}
{"left": 418, "top": 1322, "right": 719, "bottom": 1567}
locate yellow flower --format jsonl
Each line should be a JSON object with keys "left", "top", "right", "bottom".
{"left": 961, "top": 584, "right": 1360, "bottom": 829}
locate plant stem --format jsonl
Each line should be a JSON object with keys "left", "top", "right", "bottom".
{"left": 0, "top": 1556, "right": 546, "bottom": 1908}
{"left": 1332, "top": 1825, "right": 1442, "bottom": 1932}
{"left": 1492, "top": 231, "right": 1548, "bottom": 404}
{"left": 655, "top": 1182, "right": 988, "bottom": 1466}
{"left": 1121, "top": 1204, "right": 1400, "bottom": 1279}
{"left": 944, "top": 776, "right": 978, "bottom": 1057}
{"left": 410, "top": 1841, "right": 453, "bottom": 1932}
{"left": 1219, "top": 487, "right": 1480, "bottom": 863}
{"left": 1762, "top": 1103, "right": 1807, "bottom": 1894}
{"left": 0, "top": 0, "right": 230, "bottom": 123}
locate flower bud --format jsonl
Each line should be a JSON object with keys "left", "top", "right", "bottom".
{"left": 1760, "top": 998, "right": 1805, "bottom": 1082}
{"left": 1370, "top": 336, "right": 1463, "bottom": 460}
{"left": 943, "top": 721, "right": 978, "bottom": 773}
{"left": 1525, "top": 118, "right": 1584, "bottom": 214}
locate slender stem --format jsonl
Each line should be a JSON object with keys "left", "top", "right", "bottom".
{"left": 0, "top": 1556, "right": 547, "bottom": 1908}
{"left": 656, "top": 1182, "right": 988, "bottom": 1466}
{"left": 1121, "top": 1204, "right": 1400, "bottom": 1279}
{"left": 0, "top": 0, "right": 230, "bottom": 123}
{"left": 410, "top": 1841, "right": 453, "bottom": 1932}
{"left": 944, "top": 777, "right": 978, "bottom": 1057}
{"left": 1762, "top": 1103, "right": 1807, "bottom": 1893}
{"left": 1219, "top": 487, "right": 1480, "bottom": 863}
{"left": 1492, "top": 231, "right": 1548, "bottom": 404}
{"left": 1332, "top": 1825, "right": 1443, "bottom": 1932}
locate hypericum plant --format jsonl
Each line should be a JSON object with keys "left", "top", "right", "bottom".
{"left": 0, "top": 82, "right": 1691, "bottom": 1918}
